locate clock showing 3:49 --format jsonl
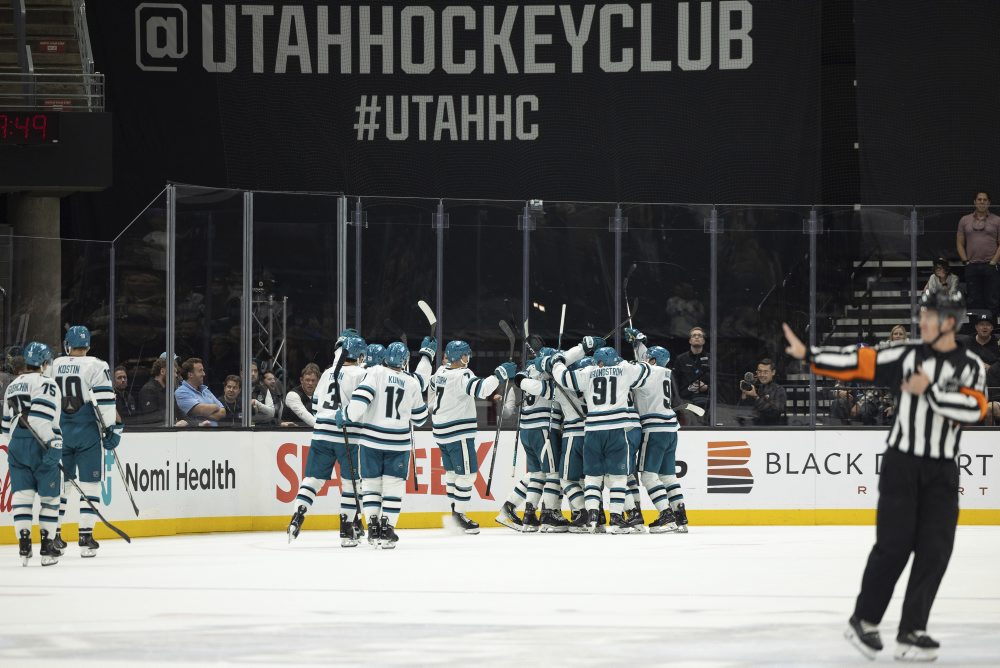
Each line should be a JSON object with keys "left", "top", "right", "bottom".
{"left": 0, "top": 112, "right": 60, "bottom": 144}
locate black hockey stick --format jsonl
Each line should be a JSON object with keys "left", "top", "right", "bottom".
{"left": 17, "top": 411, "right": 131, "bottom": 542}
{"left": 90, "top": 395, "right": 140, "bottom": 517}
{"left": 486, "top": 319, "right": 517, "bottom": 496}
{"left": 386, "top": 316, "right": 420, "bottom": 492}
{"left": 623, "top": 263, "right": 638, "bottom": 329}
{"left": 602, "top": 302, "right": 639, "bottom": 341}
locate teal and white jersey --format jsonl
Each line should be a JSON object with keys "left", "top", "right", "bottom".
{"left": 51, "top": 355, "right": 115, "bottom": 427}
{"left": 345, "top": 365, "right": 428, "bottom": 452}
{"left": 2, "top": 372, "right": 63, "bottom": 444}
{"left": 514, "top": 370, "right": 564, "bottom": 431}
{"left": 312, "top": 362, "right": 367, "bottom": 447}
{"left": 631, "top": 363, "right": 679, "bottom": 433}
{"left": 555, "top": 358, "right": 649, "bottom": 432}
{"left": 553, "top": 382, "right": 587, "bottom": 435}
{"left": 429, "top": 365, "right": 499, "bottom": 444}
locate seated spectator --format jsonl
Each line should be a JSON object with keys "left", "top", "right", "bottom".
{"left": 175, "top": 357, "right": 226, "bottom": 427}
{"left": 829, "top": 380, "right": 858, "bottom": 424}
{"left": 888, "top": 324, "right": 908, "bottom": 343}
{"left": 924, "top": 257, "right": 959, "bottom": 295}
{"left": 965, "top": 314, "right": 999, "bottom": 369}
{"left": 249, "top": 361, "right": 277, "bottom": 425}
{"left": 263, "top": 370, "right": 284, "bottom": 419}
{"left": 281, "top": 363, "right": 320, "bottom": 427}
{"left": 113, "top": 365, "right": 137, "bottom": 422}
{"left": 741, "top": 358, "right": 787, "bottom": 426}
{"left": 136, "top": 354, "right": 189, "bottom": 426}
{"left": 986, "top": 360, "right": 1000, "bottom": 425}
{"left": 220, "top": 373, "right": 276, "bottom": 426}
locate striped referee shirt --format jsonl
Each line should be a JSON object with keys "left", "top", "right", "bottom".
{"left": 810, "top": 340, "right": 987, "bottom": 459}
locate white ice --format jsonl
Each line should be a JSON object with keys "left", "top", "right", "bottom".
{"left": 2, "top": 525, "right": 999, "bottom": 667}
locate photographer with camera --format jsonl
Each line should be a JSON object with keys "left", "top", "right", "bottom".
{"left": 673, "top": 326, "right": 710, "bottom": 424}
{"left": 740, "top": 358, "right": 787, "bottom": 426}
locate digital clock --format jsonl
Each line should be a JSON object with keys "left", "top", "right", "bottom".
{"left": 0, "top": 112, "right": 60, "bottom": 145}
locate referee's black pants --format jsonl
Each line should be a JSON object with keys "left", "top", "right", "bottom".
{"left": 853, "top": 447, "right": 959, "bottom": 633}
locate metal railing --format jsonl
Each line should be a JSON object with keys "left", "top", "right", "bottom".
{"left": 0, "top": 72, "right": 105, "bottom": 111}
{"left": 73, "top": 0, "right": 96, "bottom": 75}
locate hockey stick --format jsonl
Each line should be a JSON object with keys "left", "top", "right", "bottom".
{"left": 678, "top": 403, "right": 706, "bottom": 417}
{"left": 557, "top": 304, "right": 567, "bottom": 350}
{"left": 90, "top": 395, "right": 140, "bottom": 517}
{"left": 16, "top": 410, "right": 131, "bottom": 543}
{"left": 486, "top": 319, "right": 517, "bottom": 496}
{"left": 623, "top": 263, "right": 638, "bottom": 329}
{"left": 417, "top": 299, "right": 436, "bottom": 337}
{"left": 329, "top": 353, "right": 365, "bottom": 519}
{"left": 602, "top": 303, "right": 639, "bottom": 341}
{"left": 386, "top": 317, "right": 421, "bottom": 491}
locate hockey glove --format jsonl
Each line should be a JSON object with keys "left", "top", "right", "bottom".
{"left": 624, "top": 328, "right": 647, "bottom": 344}
{"left": 582, "top": 336, "right": 606, "bottom": 355}
{"left": 419, "top": 336, "right": 438, "bottom": 360}
{"left": 102, "top": 423, "right": 124, "bottom": 450}
{"left": 494, "top": 362, "right": 517, "bottom": 382}
{"left": 41, "top": 439, "right": 63, "bottom": 469}
{"left": 336, "top": 328, "right": 361, "bottom": 349}
{"left": 335, "top": 409, "right": 348, "bottom": 429}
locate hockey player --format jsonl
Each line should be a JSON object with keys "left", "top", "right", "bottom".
{"left": 625, "top": 328, "right": 687, "bottom": 533}
{"left": 2, "top": 342, "right": 64, "bottom": 566}
{"left": 496, "top": 353, "right": 562, "bottom": 532}
{"left": 338, "top": 341, "right": 429, "bottom": 549}
{"left": 52, "top": 326, "right": 121, "bottom": 557}
{"left": 365, "top": 343, "right": 386, "bottom": 368}
{"left": 287, "top": 335, "right": 367, "bottom": 546}
{"left": 551, "top": 355, "right": 592, "bottom": 532}
{"left": 430, "top": 341, "right": 516, "bottom": 534}
{"left": 548, "top": 337, "right": 650, "bottom": 533}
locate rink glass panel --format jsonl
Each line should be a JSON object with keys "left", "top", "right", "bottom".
{"left": 713, "top": 206, "right": 813, "bottom": 428}
{"left": 528, "top": 201, "right": 617, "bottom": 353}
{"left": 110, "top": 188, "right": 169, "bottom": 429}
{"left": 250, "top": 192, "right": 340, "bottom": 401}
{"left": 173, "top": 186, "right": 245, "bottom": 403}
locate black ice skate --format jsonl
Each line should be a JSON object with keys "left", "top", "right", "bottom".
{"left": 452, "top": 511, "right": 480, "bottom": 535}
{"left": 844, "top": 616, "right": 883, "bottom": 660}
{"left": 367, "top": 514, "right": 382, "bottom": 546}
{"left": 340, "top": 514, "right": 358, "bottom": 548}
{"left": 353, "top": 515, "right": 365, "bottom": 539}
{"left": 522, "top": 503, "right": 541, "bottom": 533}
{"left": 19, "top": 529, "right": 32, "bottom": 566}
{"left": 78, "top": 533, "right": 100, "bottom": 558}
{"left": 53, "top": 529, "right": 67, "bottom": 550}
{"left": 379, "top": 517, "right": 399, "bottom": 549}
{"left": 494, "top": 502, "right": 524, "bottom": 532}
{"left": 568, "top": 509, "right": 589, "bottom": 534}
{"left": 895, "top": 631, "right": 939, "bottom": 662}
{"left": 608, "top": 513, "right": 631, "bottom": 534}
{"left": 40, "top": 530, "right": 62, "bottom": 567}
{"left": 648, "top": 507, "right": 681, "bottom": 534}
{"left": 586, "top": 509, "right": 605, "bottom": 534}
{"left": 673, "top": 503, "right": 689, "bottom": 533}
{"left": 287, "top": 505, "right": 307, "bottom": 543}
{"left": 624, "top": 507, "right": 645, "bottom": 533}
{"left": 539, "top": 509, "right": 570, "bottom": 533}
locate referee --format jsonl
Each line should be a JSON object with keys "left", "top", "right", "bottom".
{"left": 783, "top": 289, "right": 987, "bottom": 662}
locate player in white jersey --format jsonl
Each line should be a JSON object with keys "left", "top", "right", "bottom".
{"left": 339, "top": 341, "right": 429, "bottom": 549}
{"left": 51, "top": 326, "right": 122, "bottom": 557}
{"left": 287, "top": 336, "right": 367, "bottom": 547}
{"left": 625, "top": 328, "right": 687, "bottom": 533}
{"left": 2, "top": 342, "right": 65, "bottom": 566}
{"left": 430, "top": 340, "right": 516, "bottom": 534}
{"left": 551, "top": 355, "right": 593, "bottom": 532}
{"left": 548, "top": 336, "right": 650, "bottom": 533}
{"left": 365, "top": 343, "right": 386, "bottom": 368}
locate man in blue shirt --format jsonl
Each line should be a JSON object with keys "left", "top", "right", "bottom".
{"left": 175, "top": 358, "right": 226, "bottom": 427}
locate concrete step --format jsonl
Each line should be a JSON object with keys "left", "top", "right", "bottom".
{"left": 25, "top": 23, "right": 75, "bottom": 38}
{"left": 25, "top": 0, "right": 75, "bottom": 7}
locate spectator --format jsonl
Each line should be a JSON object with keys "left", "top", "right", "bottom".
{"left": 137, "top": 354, "right": 188, "bottom": 426}
{"left": 220, "top": 372, "right": 276, "bottom": 426}
{"left": 263, "top": 370, "right": 284, "bottom": 418}
{"left": 986, "top": 361, "right": 1000, "bottom": 425}
{"left": 956, "top": 191, "right": 1000, "bottom": 316}
{"left": 741, "top": 358, "right": 787, "bottom": 426}
{"left": 924, "top": 258, "right": 958, "bottom": 295}
{"left": 281, "top": 363, "right": 320, "bottom": 427}
{"left": 830, "top": 380, "right": 859, "bottom": 425}
{"left": 249, "top": 361, "right": 277, "bottom": 426}
{"left": 888, "top": 324, "right": 908, "bottom": 343}
{"left": 965, "top": 314, "right": 999, "bottom": 369}
{"left": 113, "top": 365, "right": 137, "bottom": 421}
{"left": 175, "top": 357, "right": 226, "bottom": 427}
{"left": 672, "top": 326, "right": 710, "bottom": 423}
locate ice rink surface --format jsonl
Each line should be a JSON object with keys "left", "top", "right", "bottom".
{"left": 2, "top": 524, "right": 998, "bottom": 667}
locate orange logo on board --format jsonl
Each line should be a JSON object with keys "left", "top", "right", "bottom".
{"left": 707, "top": 441, "right": 753, "bottom": 494}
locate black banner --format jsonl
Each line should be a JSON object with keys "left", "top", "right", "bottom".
{"left": 90, "top": 1, "right": 820, "bottom": 206}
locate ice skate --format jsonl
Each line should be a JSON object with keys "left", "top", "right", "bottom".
{"left": 586, "top": 509, "right": 605, "bottom": 534}
{"left": 539, "top": 509, "right": 570, "bottom": 533}
{"left": 452, "top": 511, "right": 480, "bottom": 535}
{"left": 624, "top": 507, "right": 645, "bottom": 533}
{"left": 673, "top": 503, "right": 689, "bottom": 533}
{"left": 53, "top": 529, "right": 67, "bottom": 551}
{"left": 379, "top": 517, "right": 398, "bottom": 549}
{"left": 844, "top": 616, "right": 882, "bottom": 660}
{"left": 608, "top": 513, "right": 631, "bottom": 534}
{"left": 287, "top": 505, "right": 307, "bottom": 543}
{"left": 894, "top": 631, "right": 939, "bottom": 662}
{"left": 367, "top": 514, "right": 382, "bottom": 546}
{"left": 521, "top": 503, "right": 541, "bottom": 533}
{"left": 40, "top": 530, "right": 62, "bottom": 567}
{"left": 568, "top": 509, "right": 589, "bottom": 534}
{"left": 340, "top": 514, "right": 358, "bottom": 548}
{"left": 494, "top": 502, "right": 524, "bottom": 532}
{"left": 78, "top": 533, "right": 100, "bottom": 558}
{"left": 648, "top": 508, "right": 681, "bottom": 534}
{"left": 19, "top": 529, "right": 32, "bottom": 566}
